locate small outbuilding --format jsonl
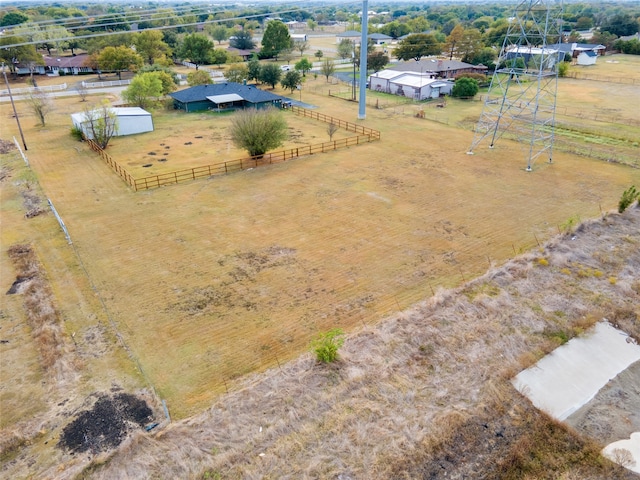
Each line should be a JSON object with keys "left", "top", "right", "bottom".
{"left": 71, "top": 107, "right": 154, "bottom": 139}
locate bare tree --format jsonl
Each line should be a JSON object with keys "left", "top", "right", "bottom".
{"left": 295, "top": 40, "right": 309, "bottom": 56}
{"left": 76, "top": 82, "right": 89, "bottom": 102}
{"left": 27, "top": 89, "right": 53, "bottom": 126}
{"left": 327, "top": 122, "right": 339, "bottom": 141}
{"left": 82, "top": 102, "right": 118, "bottom": 149}
{"left": 320, "top": 59, "right": 335, "bottom": 82}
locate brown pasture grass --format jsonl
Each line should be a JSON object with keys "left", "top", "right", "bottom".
{"left": 2, "top": 69, "right": 640, "bottom": 421}
{"left": 79, "top": 207, "right": 640, "bottom": 480}
{"left": 105, "top": 108, "right": 355, "bottom": 178}
{"left": 1, "top": 55, "right": 639, "bottom": 479}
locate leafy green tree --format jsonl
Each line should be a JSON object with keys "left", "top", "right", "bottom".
{"left": 178, "top": 33, "right": 214, "bottom": 70}
{"left": 602, "top": 13, "right": 638, "bottom": 37}
{"left": 139, "top": 64, "right": 179, "bottom": 91}
{"left": 122, "top": 72, "right": 164, "bottom": 109}
{"left": 0, "top": 36, "right": 41, "bottom": 75}
{"left": 451, "top": 77, "right": 479, "bottom": 98}
{"left": 615, "top": 38, "right": 640, "bottom": 55}
{"left": 281, "top": 70, "right": 302, "bottom": 92}
{"left": 97, "top": 46, "right": 143, "bottom": 80}
{"left": 575, "top": 16, "right": 594, "bottom": 30}
{"left": 230, "top": 30, "right": 255, "bottom": 50}
{"left": 315, "top": 50, "right": 324, "bottom": 61}
{"left": 209, "top": 49, "right": 229, "bottom": 67}
{"left": 310, "top": 329, "right": 345, "bottom": 363}
{"left": 307, "top": 19, "right": 318, "bottom": 31}
{"left": 82, "top": 102, "right": 118, "bottom": 149}
{"left": 209, "top": 25, "right": 230, "bottom": 44}
{"left": 367, "top": 51, "right": 389, "bottom": 73}
{"left": 1, "top": 11, "right": 29, "bottom": 27}
{"left": 225, "top": 64, "right": 249, "bottom": 84}
{"left": 485, "top": 21, "right": 509, "bottom": 48}
{"left": 134, "top": 30, "right": 172, "bottom": 65}
{"left": 458, "top": 29, "right": 484, "bottom": 64}
{"left": 407, "top": 16, "right": 430, "bottom": 34}
{"left": 247, "top": 57, "right": 262, "bottom": 83}
{"left": 379, "top": 20, "right": 410, "bottom": 39}
{"left": 395, "top": 33, "right": 442, "bottom": 61}
{"left": 261, "top": 20, "right": 291, "bottom": 60}
{"left": 320, "top": 58, "right": 335, "bottom": 81}
{"left": 337, "top": 38, "right": 355, "bottom": 60}
{"left": 258, "top": 63, "right": 282, "bottom": 89}
{"left": 295, "top": 57, "right": 313, "bottom": 76}
{"left": 187, "top": 70, "right": 211, "bottom": 86}
{"left": 229, "top": 107, "right": 288, "bottom": 157}
{"left": 467, "top": 47, "right": 497, "bottom": 67}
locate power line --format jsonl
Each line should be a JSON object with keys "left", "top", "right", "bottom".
{"left": 1, "top": 7, "right": 308, "bottom": 49}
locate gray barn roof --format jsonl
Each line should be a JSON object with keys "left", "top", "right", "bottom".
{"left": 169, "top": 83, "right": 282, "bottom": 105}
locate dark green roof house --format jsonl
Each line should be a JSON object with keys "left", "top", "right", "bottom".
{"left": 169, "top": 83, "right": 284, "bottom": 113}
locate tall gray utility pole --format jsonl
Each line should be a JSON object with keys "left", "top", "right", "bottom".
{"left": 358, "top": 0, "right": 369, "bottom": 120}
{"left": 467, "top": 0, "right": 564, "bottom": 171}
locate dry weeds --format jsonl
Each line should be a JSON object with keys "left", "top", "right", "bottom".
{"left": 74, "top": 207, "right": 640, "bottom": 480}
{"left": 6, "top": 244, "right": 73, "bottom": 377}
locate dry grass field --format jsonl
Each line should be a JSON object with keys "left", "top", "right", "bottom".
{"left": 1, "top": 54, "right": 639, "bottom": 479}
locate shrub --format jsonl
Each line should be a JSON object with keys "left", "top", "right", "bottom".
{"left": 618, "top": 185, "right": 639, "bottom": 213}
{"left": 310, "top": 328, "right": 345, "bottom": 363}
{"left": 451, "top": 77, "right": 479, "bottom": 98}
{"left": 70, "top": 125, "right": 84, "bottom": 141}
{"left": 229, "top": 107, "right": 288, "bottom": 157}
{"left": 557, "top": 61, "right": 570, "bottom": 77}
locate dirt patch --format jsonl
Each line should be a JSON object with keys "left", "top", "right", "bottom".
{"left": 59, "top": 393, "right": 153, "bottom": 455}
{"left": 566, "top": 360, "right": 640, "bottom": 446}
{"left": 21, "top": 188, "right": 48, "bottom": 218}
{"left": 0, "top": 138, "right": 16, "bottom": 154}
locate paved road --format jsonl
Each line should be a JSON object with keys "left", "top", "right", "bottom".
{"left": 0, "top": 85, "right": 125, "bottom": 102}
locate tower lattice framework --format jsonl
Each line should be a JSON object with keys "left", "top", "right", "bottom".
{"left": 468, "top": 0, "right": 564, "bottom": 171}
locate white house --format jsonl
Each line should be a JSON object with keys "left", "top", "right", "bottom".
{"left": 71, "top": 107, "right": 153, "bottom": 139}
{"left": 369, "top": 71, "right": 453, "bottom": 100}
{"left": 576, "top": 50, "right": 598, "bottom": 66}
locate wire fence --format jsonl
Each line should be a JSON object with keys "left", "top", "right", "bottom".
{"left": 565, "top": 71, "right": 640, "bottom": 85}
{"left": 84, "top": 107, "right": 381, "bottom": 191}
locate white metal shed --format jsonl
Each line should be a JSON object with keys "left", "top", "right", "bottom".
{"left": 71, "top": 107, "right": 153, "bottom": 139}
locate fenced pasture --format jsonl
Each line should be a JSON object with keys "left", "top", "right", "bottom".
{"left": 85, "top": 106, "right": 380, "bottom": 190}
{"left": 1, "top": 57, "right": 639, "bottom": 431}
{"left": 105, "top": 107, "right": 357, "bottom": 179}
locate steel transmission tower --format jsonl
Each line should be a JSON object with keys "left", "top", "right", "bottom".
{"left": 468, "top": 0, "right": 564, "bottom": 171}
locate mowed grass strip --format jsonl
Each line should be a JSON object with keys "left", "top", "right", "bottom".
{"left": 2, "top": 60, "right": 639, "bottom": 418}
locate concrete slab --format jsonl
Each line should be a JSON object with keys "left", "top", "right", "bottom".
{"left": 603, "top": 432, "right": 640, "bottom": 474}
{"left": 513, "top": 322, "right": 640, "bottom": 421}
